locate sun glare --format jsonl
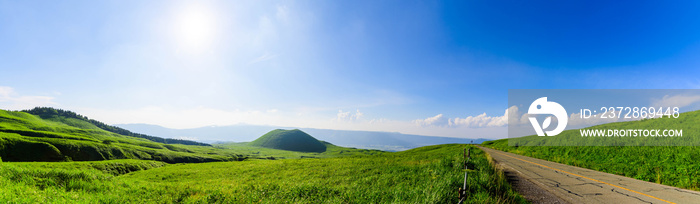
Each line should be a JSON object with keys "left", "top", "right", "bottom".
{"left": 172, "top": 4, "right": 218, "bottom": 53}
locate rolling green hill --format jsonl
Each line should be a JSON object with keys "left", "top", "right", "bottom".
{"left": 0, "top": 107, "right": 526, "bottom": 203}
{"left": 0, "top": 107, "right": 386, "bottom": 163}
{"left": 483, "top": 110, "right": 700, "bottom": 190}
{"left": 23, "top": 107, "right": 210, "bottom": 146}
{"left": 249, "top": 129, "right": 327, "bottom": 153}
{"left": 0, "top": 108, "right": 240, "bottom": 163}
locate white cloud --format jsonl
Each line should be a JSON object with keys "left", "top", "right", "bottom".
{"left": 354, "top": 109, "right": 364, "bottom": 120}
{"left": 450, "top": 113, "right": 506, "bottom": 128}
{"left": 652, "top": 94, "right": 700, "bottom": 108}
{"left": 337, "top": 110, "right": 350, "bottom": 120}
{"left": 369, "top": 118, "right": 388, "bottom": 124}
{"left": 353, "top": 117, "right": 507, "bottom": 140}
{"left": 336, "top": 109, "right": 363, "bottom": 122}
{"left": 415, "top": 107, "right": 513, "bottom": 128}
{"left": 0, "top": 86, "right": 56, "bottom": 110}
{"left": 503, "top": 106, "right": 533, "bottom": 126}
{"left": 413, "top": 114, "right": 449, "bottom": 127}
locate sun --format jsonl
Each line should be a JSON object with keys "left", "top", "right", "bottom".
{"left": 172, "top": 3, "right": 218, "bottom": 53}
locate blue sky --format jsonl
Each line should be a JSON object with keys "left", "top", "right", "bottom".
{"left": 1, "top": 1, "right": 700, "bottom": 138}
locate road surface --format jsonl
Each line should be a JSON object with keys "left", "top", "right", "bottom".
{"left": 479, "top": 146, "right": 700, "bottom": 204}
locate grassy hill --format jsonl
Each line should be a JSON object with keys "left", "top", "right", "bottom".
{"left": 483, "top": 109, "right": 700, "bottom": 190}
{"left": 0, "top": 107, "right": 529, "bottom": 202}
{"left": 0, "top": 108, "right": 390, "bottom": 163}
{"left": 249, "top": 129, "right": 327, "bottom": 153}
{"left": 0, "top": 144, "right": 526, "bottom": 203}
{"left": 23, "top": 107, "right": 210, "bottom": 146}
{"left": 0, "top": 108, "right": 241, "bottom": 163}
{"left": 115, "top": 123, "right": 490, "bottom": 151}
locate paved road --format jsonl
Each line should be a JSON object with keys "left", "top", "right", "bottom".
{"left": 479, "top": 146, "right": 700, "bottom": 204}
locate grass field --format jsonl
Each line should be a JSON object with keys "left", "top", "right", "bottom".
{"left": 484, "top": 140, "right": 700, "bottom": 190}
{"left": 214, "top": 141, "right": 384, "bottom": 159}
{"left": 483, "top": 110, "right": 700, "bottom": 191}
{"left": 0, "top": 108, "right": 239, "bottom": 163}
{"left": 0, "top": 144, "right": 526, "bottom": 203}
{"left": 0, "top": 108, "right": 384, "bottom": 163}
{"left": 0, "top": 108, "right": 527, "bottom": 203}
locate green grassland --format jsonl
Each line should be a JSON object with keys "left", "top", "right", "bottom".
{"left": 22, "top": 107, "right": 210, "bottom": 146}
{"left": 0, "top": 108, "right": 239, "bottom": 163}
{"left": 215, "top": 141, "right": 384, "bottom": 159}
{"left": 0, "top": 108, "right": 386, "bottom": 163}
{"left": 7, "top": 159, "right": 167, "bottom": 176}
{"left": 0, "top": 144, "right": 525, "bottom": 203}
{"left": 0, "top": 108, "right": 526, "bottom": 203}
{"left": 483, "top": 110, "right": 700, "bottom": 190}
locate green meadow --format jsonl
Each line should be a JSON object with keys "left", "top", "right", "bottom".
{"left": 0, "top": 108, "right": 526, "bottom": 203}
{"left": 0, "top": 108, "right": 378, "bottom": 163}
{"left": 214, "top": 141, "right": 383, "bottom": 159}
{"left": 0, "top": 144, "right": 526, "bottom": 203}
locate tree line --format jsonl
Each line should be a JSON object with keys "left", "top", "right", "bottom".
{"left": 22, "top": 107, "right": 212, "bottom": 146}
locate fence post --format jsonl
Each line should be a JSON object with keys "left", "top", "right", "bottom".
{"left": 458, "top": 147, "right": 471, "bottom": 204}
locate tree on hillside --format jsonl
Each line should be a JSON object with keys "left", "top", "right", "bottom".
{"left": 22, "top": 107, "right": 211, "bottom": 146}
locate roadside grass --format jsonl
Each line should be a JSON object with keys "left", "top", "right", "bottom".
{"left": 484, "top": 110, "right": 700, "bottom": 191}
{"left": 484, "top": 140, "right": 700, "bottom": 191}
{"left": 0, "top": 144, "right": 527, "bottom": 203}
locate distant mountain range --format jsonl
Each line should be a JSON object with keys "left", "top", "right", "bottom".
{"left": 115, "top": 123, "right": 489, "bottom": 151}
